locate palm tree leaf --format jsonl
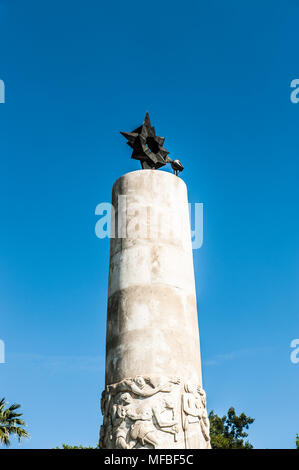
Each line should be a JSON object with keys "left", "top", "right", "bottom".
{"left": 0, "top": 397, "right": 29, "bottom": 447}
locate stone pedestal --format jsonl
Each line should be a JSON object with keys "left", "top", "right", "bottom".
{"left": 100, "top": 170, "right": 210, "bottom": 449}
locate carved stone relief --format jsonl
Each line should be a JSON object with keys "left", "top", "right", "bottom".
{"left": 100, "top": 375, "right": 211, "bottom": 449}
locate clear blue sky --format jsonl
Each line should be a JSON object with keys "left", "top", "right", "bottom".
{"left": 0, "top": 0, "right": 298, "bottom": 449}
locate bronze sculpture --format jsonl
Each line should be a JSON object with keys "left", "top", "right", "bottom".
{"left": 121, "top": 112, "right": 184, "bottom": 175}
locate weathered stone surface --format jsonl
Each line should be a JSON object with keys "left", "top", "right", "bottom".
{"left": 102, "top": 170, "right": 210, "bottom": 449}
{"left": 100, "top": 375, "right": 210, "bottom": 449}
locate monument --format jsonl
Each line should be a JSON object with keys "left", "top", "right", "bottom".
{"left": 100, "top": 113, "right": 211, "bottom": 449}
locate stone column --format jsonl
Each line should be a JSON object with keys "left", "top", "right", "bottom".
{"left": 100, "top": 170, "right": 210, "bottom": 449}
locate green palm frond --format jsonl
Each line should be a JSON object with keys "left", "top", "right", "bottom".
{"left": 0, "top": 397, "right": 30, "bottom": 447}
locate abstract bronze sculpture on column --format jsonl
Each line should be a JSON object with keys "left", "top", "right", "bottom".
{"left": 100, "top": 114, "right": 210, "bottom": 449}
{"left": 121, "top": 112, "right": 184, "bottom": 175}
